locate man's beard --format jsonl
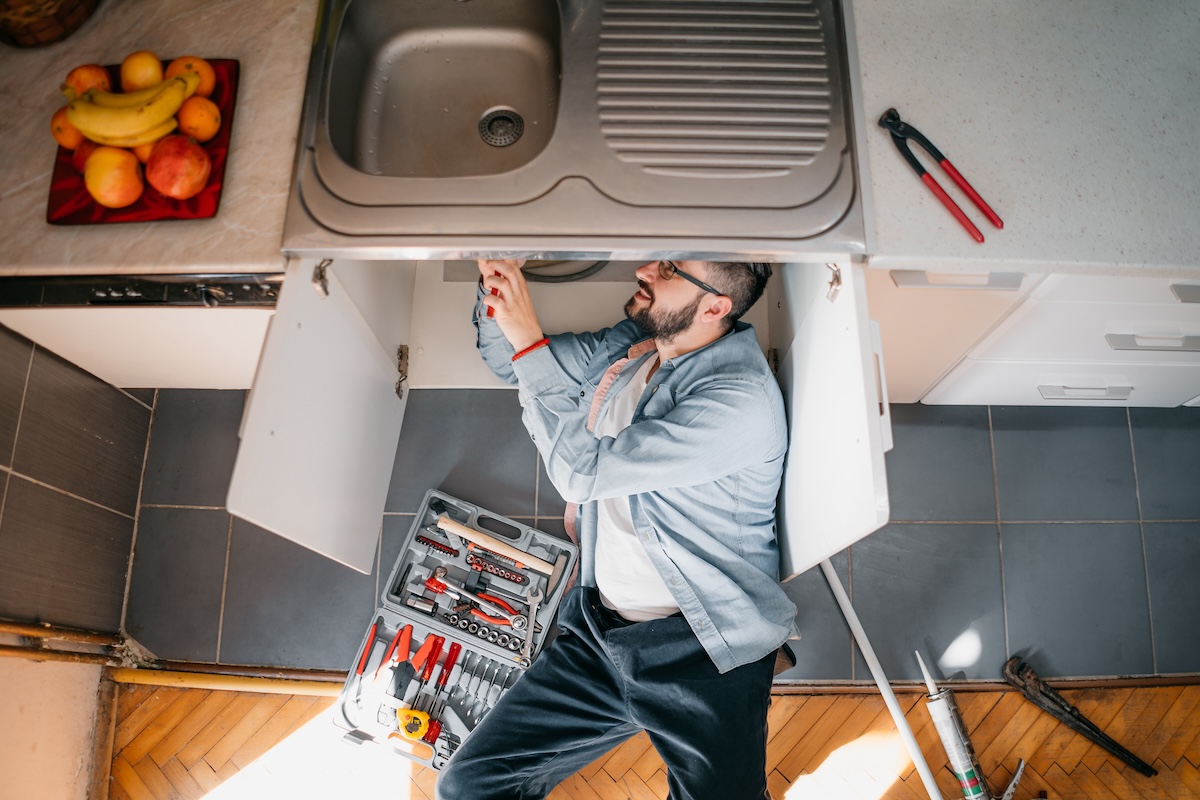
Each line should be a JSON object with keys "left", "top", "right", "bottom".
{"left": 624, "top": 283, "right": 703, "bottom": 343}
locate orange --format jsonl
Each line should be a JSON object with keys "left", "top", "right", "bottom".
{"left": 84, "top": 146, "right": 144, "bottom": 208}
{"left": 61, "top": 64, "right": 111, "bottom": 100}
{"left": 51, "top": 106, "right": 85, "bottom": 150}
{"left": 165, "top": 56, "right": 216, "bottom": 98}
{"left": 120, "top": 50, "right": 163, "bottom": 92}
{"left": 176, "top": 95, "right": 221, "bottom": 142}
{"left": 132, "top": 141, "right": 157, "bottom": 164}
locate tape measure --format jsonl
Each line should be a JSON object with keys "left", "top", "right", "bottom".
{"left": 398, "top": 708, "right": 430, "bottom": 740}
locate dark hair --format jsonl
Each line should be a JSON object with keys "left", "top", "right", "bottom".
{"left": 705, "top": 262, "right": 773, "bottom": 327}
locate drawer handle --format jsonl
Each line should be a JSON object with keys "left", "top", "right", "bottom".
{"left": 1105, "top": 333, "right": 1200, "bottom": 352}
{"left": 889, "top": 271, "right": 1023, "bottom": 291}
{"left": 1038, "top": 384, "right": 1133, "bottom": 401}
{"left": 1170, "top": 284, "right": 1200, "bottom": 304}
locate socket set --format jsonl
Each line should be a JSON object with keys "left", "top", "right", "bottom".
{"left": 333, "top": 490, "right": 578, "bottom": 770}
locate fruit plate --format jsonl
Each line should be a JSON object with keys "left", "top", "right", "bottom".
{"left": 46, "top": 58, "right": 239, "bottom": 225}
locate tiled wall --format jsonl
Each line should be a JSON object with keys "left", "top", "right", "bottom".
{"left": 0, "top": 324, "right": 152, "bottom": 633}
{"left": 121, "top": 386, "right": 1200, "bottom": 682}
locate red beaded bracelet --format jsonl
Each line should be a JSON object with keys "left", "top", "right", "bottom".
{"left": 511, "top": 337, "right": 550, "bottom": 362}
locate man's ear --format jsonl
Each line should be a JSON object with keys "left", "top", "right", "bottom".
{"left": 703, "top": 294, "right": 734, "bottom": 323}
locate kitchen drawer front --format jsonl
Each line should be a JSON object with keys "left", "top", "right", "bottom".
{"left": 923, "top": 358, "right": 1200, "bottom": 407}
{"left": 972, "top": 299, "right": 1200, "bottom": 365}
{"left": 1031, "top": 274, "right": 1200, "bottom": 305}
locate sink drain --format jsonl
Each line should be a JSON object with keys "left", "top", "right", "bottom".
{"left": 479, "top": 108, "right": 524, "bottom": 147}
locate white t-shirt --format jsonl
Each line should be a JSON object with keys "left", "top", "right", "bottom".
{"left": 592, "top": 354, "right": 681, "bottom": 622}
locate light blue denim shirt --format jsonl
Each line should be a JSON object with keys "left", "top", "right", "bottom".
{"left": 474, "top": 290, "right": 797, "bottom": 673}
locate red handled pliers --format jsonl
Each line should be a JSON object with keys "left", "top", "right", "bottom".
{"left": 879, "top": 108, "right": 1003, "bottom": 243}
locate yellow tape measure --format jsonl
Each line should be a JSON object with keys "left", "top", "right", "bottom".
{"left": 398, "top": 708, "right": 430, "bottom": 740}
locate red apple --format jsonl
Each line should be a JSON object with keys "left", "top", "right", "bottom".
{"left": 72, "top": 139, "right": 100, "bottom": 174}
{"left": 145, "top": 135, "right": 211, "bottom": 200}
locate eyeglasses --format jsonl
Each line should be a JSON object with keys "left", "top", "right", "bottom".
{"left": 657, "top": 261, "right": 722, "bottom": 296}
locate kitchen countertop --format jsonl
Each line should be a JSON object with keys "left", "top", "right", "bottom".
{"left": 1, "top": 0, "right": 1197, "bottom": 277}
{"left": 0, "top": 0, "right": 319, "bottom": 276}
{"left": 854, "top": 0, "right": 1200, "bottom": 277}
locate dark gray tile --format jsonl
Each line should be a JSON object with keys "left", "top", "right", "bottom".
{"left": 850, "top": 523, "right": 1005, "bottom": 681}
{"left": 141, "top": 390, "right": 246, "bottom": 507}
{"left": 886, "top": 404, "right": 996, "bottom": 521}
{"left": 537, "top": 456, "right": 568, "bottom": 522}
{"left": 12, "top": 348, "right": 150, "bottom": 516}
{"left": 385, "top": 389, "right": 537, "bottom": 518}
{"left": 380, "top": 514, "right": 418, "bottom": 603}
{"left": 0, "top": 326, "right": 33, "bottom": 469}
{"left": 0, "top": 476, "right": 133, "bottom": 632}
{"left": 1144, "top": 523, "right": 1200, "bottom": 674}
{"left": 220, "top": 518, "right": 379, "bottom": 670}
{"left": 778, "top": 551, "right": 852, "bottom": 681}
{"left": 991, "top": 406, "right": 1138, "bottom": 522}
{"left": 1130, "top": 408, "right": 1200, "bottom": 521}
{"left": 1002, "top": 523, "right": 1152, "bottom": 678}
{"left": 125, "top": 508, "right": 228, "bottom": 662}
{"left": 124, "top": 389, "right": 156, "bottom": 406}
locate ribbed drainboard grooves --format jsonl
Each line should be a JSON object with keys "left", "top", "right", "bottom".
{"left": 597, "top": 0, "right": 833, "bottom": 179}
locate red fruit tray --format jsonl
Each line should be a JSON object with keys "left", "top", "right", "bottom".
{"left": 46, "top": 58, "right": 239, "bottom": 225}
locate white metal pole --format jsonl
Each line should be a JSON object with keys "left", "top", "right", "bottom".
{"left": 820, "top": 559, "right": 943, "bottom": 800}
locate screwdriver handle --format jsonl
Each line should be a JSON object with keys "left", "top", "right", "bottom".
{"left": 422, "top": 637, "right": 445, "bottom": 683}
{"left": 437, "top": 642, "right": 462, "bottom": 688}
{"left": 411, "top": 634, "right": 437, "bottom": 672}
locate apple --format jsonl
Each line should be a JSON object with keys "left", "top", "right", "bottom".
{"left": 84, "top": 147, "right": 144, "bottom": 209}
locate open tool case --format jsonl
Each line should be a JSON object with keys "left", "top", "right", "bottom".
{"left": 333, "top": 490, "right": 578, "bottom": 770}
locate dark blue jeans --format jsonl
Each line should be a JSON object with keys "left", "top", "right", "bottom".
{"left": 436, "top": 586, "right": 775, "bottom": 800}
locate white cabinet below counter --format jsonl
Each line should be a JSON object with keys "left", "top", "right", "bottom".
{"left": 922, "top": 275, "right": 1200, "bottom": 407}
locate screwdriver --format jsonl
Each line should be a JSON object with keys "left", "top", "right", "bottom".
{"left": 422, "top": 641, "right": 462, "bottom": 743}
{"left": 376, "top": 623, "right": 413, "bottom": 679}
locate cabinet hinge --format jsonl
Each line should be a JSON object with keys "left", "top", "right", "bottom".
{"left": 396, "top": 345, "right": 409, "bottom": 399}
{"left": 311, "top": 259, "right": 332, "bottom": 298}
{"left": 825, "top": 263, "right": 842, "bottom": 302}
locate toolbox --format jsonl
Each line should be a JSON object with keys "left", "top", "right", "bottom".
{"left": 333, "top": 490, "right": 578, "bottom": 770}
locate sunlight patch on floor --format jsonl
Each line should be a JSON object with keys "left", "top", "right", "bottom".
{"left": 785, "top": 730, "right": 912, "bottom": 800}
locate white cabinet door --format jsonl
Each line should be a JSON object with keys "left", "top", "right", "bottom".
{"left": 772, "top": 262, "right": 892, "bottom": 581}
{"left": 227, "top": 258, "right": 415, "bottom": 573}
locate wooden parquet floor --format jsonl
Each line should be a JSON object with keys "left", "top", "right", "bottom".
{"left": 104, "top": 682, "right": 1200, "bottom": 799}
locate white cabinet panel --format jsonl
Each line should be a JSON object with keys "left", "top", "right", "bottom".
{"left": 774, "top": 262, "right": 891, "bottom": 580}
{"left": 923, "top": 358, "right": 1200, "bottom": 407}
{"left": 1031, "top": 274, "right": 1200, "bottom": 305}
{"left": 227, "top": 258, "right": 413, "bottom": 573}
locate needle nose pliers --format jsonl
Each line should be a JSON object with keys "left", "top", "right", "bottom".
{"left": 879, "top": 108, "right": 1003, "bottom": 243}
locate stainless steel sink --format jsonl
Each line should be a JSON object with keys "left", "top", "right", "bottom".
{"left": 285, "top": 0, "right": 867, "bottom": 259}
{"left": 326, "top": 0, "right": 561, "bottom": 178}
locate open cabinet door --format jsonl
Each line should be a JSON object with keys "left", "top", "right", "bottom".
{"left": 227, "top": 258, "right": 413, "bottom": 573}
{"left": 773, "top": 262, "right": 892, "bottom": 581}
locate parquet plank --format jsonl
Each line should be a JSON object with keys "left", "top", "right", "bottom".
{"left": 601, "top": 730, "right": 655, "bottom": 781}
{"left": 109, "top": 779, "right": 135, "bottom": 800}
{"left": 185, "top": 760, "right": 222, "bottom": 794}
{"left": 620, "top": 770, "right": 660, "bottom": 800}
{"left": 646, "top": 768, "right": 669, "bottom": 799}
{"left": 631, "top": 737, "right": 666, "bottom": 781}
{"left": 203, "top": 693, "right": 289, "bottom": 772}
{"left": 1041, "top": 762, "right": 1091, "bottom": 800}
{"left": 230, "top": 695, "right": 319, "bottom": 769}
{"left": 554, "top": 772, "right": 607, "bottom": 800}
{"left": 977, "top": 698, "right": 1046, "bottom": 773}
{"left": 767, "top": 768, "right": 791, "bottom": 800}
{"left": 1099, "top": 758, "right": 1160, "bottom": 800}
{"left": 768, "top": 695, "right": 835, "bottom": 775}
{"left": 160, "top": 758, "right": 205, "bottom": 800}
{"left": 1068, "top": 763, "right": 1125, "bottom": 800}
{"left": 1000, "top": 707, "right": 1062, "bottom": 774}
{"left": 1182, "top": 714, "right": 1200, "bottom": 770}
{"left": 148, "top": 690, "right": 237, "bottom": 767}
{"left": 807, "top": 695, "right": 887, "bottom": 775}
{"left": 767, "top": 695, "right": 806, "bottom": 744}
{"left": 120, "top": 690, "right": 211, "bottom": 765}
{"left": 411, "top": 764, "right": 439, "bottom": 800}
{"left": 116, "top": 684, "right": 158, "bottom": 721}
{"left": 130, "top": 754, "right": 178, "bottom": 800}
{"left": 113, "top": 687, "right": 185, "bottom": 753}
{"left": 1123, "top": 686, "right": 1185, "bottom": 753}
{"left": 1079, "top": 687, "right": 1156, "bottom": 773}
{"left": 175, "top": 692, "right": 267, "bottom": 770}
{"left": 777, "top": 695, "right": 861, "bottom": 779}
{"left": 282, "top": 695, "right": 335, "bottom": 738}
{"left": 1147, "top": 758, "right": 1200, "bottom": 800}
{"left": 111, "top": 756, "right": 156, "bottom": 800}
{"left": 1055, "top": 688, "right": 1132, "bottom": 772}
{"left": 1178, "top": 758, "right": 1200, "bottom": 798}
{"left": 1149, "top": 685, "right": 1200, "bottom": 769}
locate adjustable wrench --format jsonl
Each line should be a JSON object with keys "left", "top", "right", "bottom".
{"left": 521, "top": 586, "right": 543, "bottom": 666}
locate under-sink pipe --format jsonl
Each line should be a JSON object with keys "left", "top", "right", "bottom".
{"left": 0, "top": 644, "right": 117, "bottom": 666}
{"left": 0, "top": 620, "right": 123, "bottom": 647}
{"left": 110, "top": 668, "right": 341, "bottom": 697}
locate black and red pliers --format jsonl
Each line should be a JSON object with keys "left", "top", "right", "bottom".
{"left": 879, "top": 108, "right": 1003, "bottom": 243}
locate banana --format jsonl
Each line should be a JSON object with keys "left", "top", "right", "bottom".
{"left": 83, "top": 117, "right": 178, "bottom": 148}
{"left": 67, "top": 75, "right": 190, "bottom": 140}
{"left": 84, "top": 71, "right": 202, "bottom": 108}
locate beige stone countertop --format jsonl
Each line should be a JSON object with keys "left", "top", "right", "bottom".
{"left": 0, "top": 0, "right": 318, "bottom": 276}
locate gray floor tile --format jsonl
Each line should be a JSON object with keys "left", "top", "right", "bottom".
{"left": 886, "top": 405, "right": 996, "bottom": 521}
{"left": 1143, "top": 522, "right": 1200, "bottom": 674}
{"left": 385, "top": 389, "right": 537, "bottom": 518}
{"left": 380, "top": 514, "right": 418, "bottom": 605}
{"left": 991, "top": 406, "right": 1138, "bottom": 521}
{"left": 220, "top": 518, "right": 379, "bottom": 670}
{"left": 125, "top": 508, "right": 228, "bottom": 662}
{"left": 1002, "top": 523, "right": 1152, "bottom": 678}
{"left": 537, "top": 456, "right": 568, "bottom": 522}
{"left": 1130, "top": 408, "right": 1200, "bottom": 521}
{"left": 0, "top": 326, "right": 32, "bottom": 469}
{"left": 141, "top": 390, "right": 246, "bottom": 507}
{"left": 778, "top": 551, "right": 853, "bottom": 681}
{"left": 0, "top": 476, "right": 133, "bottom": 632}
{"left": 12, "top": 348, "right": 150, "bottom": 516}
{"left": 124, "top": 389, "right": 156, "bottom": 406}
{"left": 850, "top": 523, "right": 1006, "bottom": 681}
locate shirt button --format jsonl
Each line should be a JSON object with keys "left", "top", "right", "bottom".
{"left": 580, "top": 390, "right": 585, "bottom": 397}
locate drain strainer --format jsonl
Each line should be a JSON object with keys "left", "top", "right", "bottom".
{"left": 479, "top": 108, "right": 524, "bottom": 147}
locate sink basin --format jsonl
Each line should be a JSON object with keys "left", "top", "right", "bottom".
{"left": 285, "top": 0, "right": 866, "bottom": 258}
{"left": 326, "top": 0, "right": 561, "bottom": 178}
